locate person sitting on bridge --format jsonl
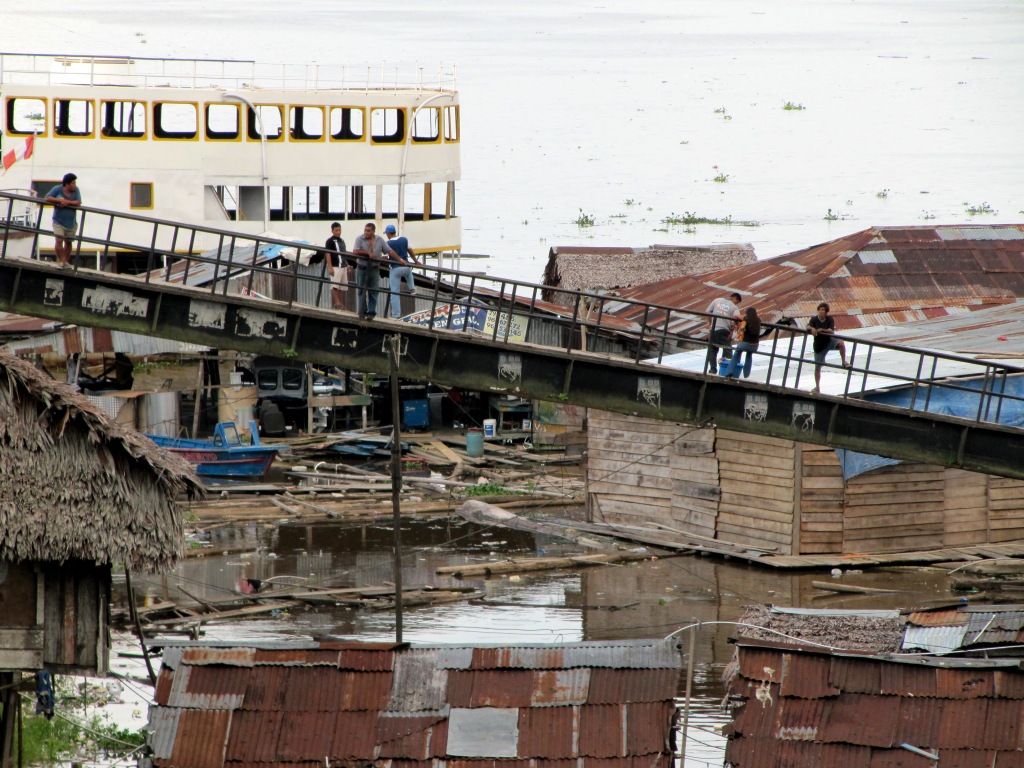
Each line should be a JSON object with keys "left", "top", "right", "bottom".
{"left": 807, "top": 302, "right": 851, "bottom": 393}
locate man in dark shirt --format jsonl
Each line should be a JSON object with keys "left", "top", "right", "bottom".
{"left": 806, "top": 302, "right": 850, "bottom": 393}
{"left": 322, "top": 222, "right": 348, "bottom": 309}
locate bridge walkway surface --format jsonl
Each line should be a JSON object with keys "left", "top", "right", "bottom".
{"left": 2, "top": 190, "right": 1024, "bottom": 479}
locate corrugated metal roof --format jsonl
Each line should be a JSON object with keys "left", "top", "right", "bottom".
{"left": 606, "top": 225, "right": 1024, "bottom": 343}
{"left": 146, "top": 639, "right": 681, "bottom": 768}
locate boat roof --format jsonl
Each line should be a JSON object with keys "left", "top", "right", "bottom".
{"left": 0, "top": 51, "right": 457, "bottom": 92}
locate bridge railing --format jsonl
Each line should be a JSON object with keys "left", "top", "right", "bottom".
{"left": 2, "top": 189, "right": 1023, "bottom": 429}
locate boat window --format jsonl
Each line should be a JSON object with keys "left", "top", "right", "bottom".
{"left": 411, "top": 107, "right": 440, "bottom": 143}
{"left": 247, "top": 105, "right": 283, "bottom": 141}
{"left": 130, "top": 182, "right": 153, "bottom": 209}
{"left": 257, "top": 369, "right": 279, "bottom": 391}
{"left": 205, "top": 103, "right": 240, "bottom": 140}
{"left": 444, "top": 106, "right": 460, "bottom": 142}
{"left": 329, "top": 107, "right": 364, "bottom": 141}
{"left": 154, "top": 102, "right": 198, "bottom": 139}
{"left": 289, "top": 106, "right": 324, "bottom": 141}
{"left": 5, "top": 98, "right": 46, "bottom": 135}
{"left": 101, "top": 100, "right": 146, "bottom": 138}
{"left": 53, "top": 99, "right": 94, "bottom": 137}
{"left": 370, "top": 108, "right": 405, "bottom": 144}
{"left": 281, "top": 368, "right": 304, "bottom": 391}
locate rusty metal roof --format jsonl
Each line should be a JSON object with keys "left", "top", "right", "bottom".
{"left": 726, "top": 617, "right": 1024, "bottom": 768}
{"left": 145, "top": 638, "right": 681, "bottom": 768}
{"left": 606, "top": 224, "right": 1024, "bottom": 339}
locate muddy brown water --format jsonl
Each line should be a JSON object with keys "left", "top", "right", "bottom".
{"left": 119, "top": 514, "right": 960, "bottom": 766}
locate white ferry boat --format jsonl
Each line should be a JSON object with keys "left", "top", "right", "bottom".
{"left": 0, "top": 52, "right": 461, "bottom": 271}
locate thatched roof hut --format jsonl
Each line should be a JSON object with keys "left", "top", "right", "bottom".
{"left": 542, "top": 243, "right": 756, "bottom": 303}
{"left": 0, "top": 352, "right": 200, "bottom": 573}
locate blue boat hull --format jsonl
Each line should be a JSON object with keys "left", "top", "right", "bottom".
{"left": 146, "top": 422, "right": 279, "bottom": 479}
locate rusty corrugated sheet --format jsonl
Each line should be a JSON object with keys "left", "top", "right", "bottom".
{"left": 531, "top": 668, "right": 590, "bottom": 706}
{"left": 166, "top": 664, "right": 249, "bottom": 710}
{"left": 737, "top": 647, "right": 785, "bottom": 683}
{"left": 775, "top": 697, "right": 826, "bottom": 741}
{"left": 516, "top": 705, "right": 576, "bottom": 758}
{"left": 577, "top": 703, "right": 624, "bottom": 758}
{"left": 878, "top": 662, "right": 938, "bottom": 697}
{"left": 934, "top": 667, "right": 995, "bottom": 699}
{"left": 624, "top": 701, "right": 675, "bottom": 755}
{"left": 892, "top": 695, "right": 943, "bottom": 747}
{"left": 275, "top": 709, "right": 336, "bottom": 761}
{"left": 447, "top": 669, "right": 534, "bottom": 708}
{"left": 170, "top": 708, "right": 231, "bottom": 768}
{"left": 148, "top": 639, "right": 681, "bottom": 768}
{"left": 587, "top": 668, "right": 677, "bottom": 704}
{"left": 225, "top": 709, "right": 283, "bottom": 762}
{"left": 936, "top": 698, "right": 988, "bottom": 748}
{"left": 994, "top": 670, "right": 1024, "bottom": 698}
{"left": 828, "top": 657, "right": 881, "bottom": 694}
{"left": 778, "top": 653, "right": 839, "bottom": 699}
{"left": 906, "top": 609, "right": 967, "bottom": 626}
{"left": 819, "top": 695, "right": 899, "bottom": 747}
{"left": 181, "top": 647, "right": 256, "bottom": 667}
{"left": 252, "top": 648, "right": 339, "bottom": 666}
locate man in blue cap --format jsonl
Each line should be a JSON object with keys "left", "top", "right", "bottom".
{"left": 384, "top": 223, "right": 419, "bottom": 319}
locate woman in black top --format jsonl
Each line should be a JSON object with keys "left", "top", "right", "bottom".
{"left": 725, "top": 307, "right": 762, "bottom": 378}
{"left": 806, "top": 302, "right": 850, "bottom": 393}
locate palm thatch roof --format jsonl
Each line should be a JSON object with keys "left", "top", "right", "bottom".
{"left": 542, "top": 243, "right": 756, "bottom": 303}
{"left": 0, "top": 352, "right": 201, "bottom": 572}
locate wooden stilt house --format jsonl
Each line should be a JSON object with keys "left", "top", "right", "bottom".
{"left": 0, "top": 352, "right": 200, "bottom": 765}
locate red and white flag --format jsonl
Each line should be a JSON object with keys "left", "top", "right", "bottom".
{"left": 1, "top": 133, "right": 35, "bottom": 174}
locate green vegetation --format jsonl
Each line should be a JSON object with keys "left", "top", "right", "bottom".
{"left": 920, "top": 211, "right": 936, "bottom": 220}
{"left": 281, "top": 347, "right": 298, "bottom": 358}
{"left": 783, "top": 101, "right": 806, "bottom": 111}
{"left": 713, "top": 172, "right": 730, "bottom": 183}
{"left": 465, "top": 482, "right": 526, "bottom": 497}
{"left": 876, "top": 189, "right": 890, "bottom": 199}
{"left": 713, "top": 106, "right": 732, "bottom": 120}
{"left": 661, "top": 212, "right": 758, "bottom": 227}
{"left": 573, "top": 209, "right": 596, "bottom": 227}
{"left": 16, "top": 698, "right": 145, "bottom": 766}
{"left": 964, "top": 201, "right": 996, "bottom": 216}
{"left": 824, "top": 208, "right": 840, "bottom": 221}
{"left": 623, "top": 198, "right": 637, "bottom": 206}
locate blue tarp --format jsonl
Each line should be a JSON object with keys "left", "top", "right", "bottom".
{"left": 836, "top": 373, "right": 1024, "bottom": 480}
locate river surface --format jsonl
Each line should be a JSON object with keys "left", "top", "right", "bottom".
{"left": 118, "top": 515, "right": 960, "bottom": 767}
{"left": 7, "top": 0, "right": 1024, "bottom": 282}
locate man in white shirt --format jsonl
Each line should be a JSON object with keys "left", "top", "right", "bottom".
{"left": 705, "top": 292, "right": 741, "bottom": 373}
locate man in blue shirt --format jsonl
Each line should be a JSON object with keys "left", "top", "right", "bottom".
{"left": 384, "top": 224, "right": 419, "bottom": 318}
{"left": 43, "top": 172, "right": 82, "bottom": 268}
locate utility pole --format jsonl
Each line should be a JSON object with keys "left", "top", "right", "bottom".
{"left": 387, "top": 334, "right": 404, "bottom": 642}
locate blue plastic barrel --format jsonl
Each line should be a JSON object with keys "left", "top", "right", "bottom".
{"left": 466, "top": 428, "right": 485, "bottom": 458}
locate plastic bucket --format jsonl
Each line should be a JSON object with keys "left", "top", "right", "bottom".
{"left": 718, "top": 359, "right": 730, "bottom": 376}
{"left": 466, "top": 428, "right": 484, "bottom": 458}
{"left": 483, "top": 418, "right": 497, "bottom": 438}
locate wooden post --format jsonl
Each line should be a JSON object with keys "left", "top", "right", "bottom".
{"left": 191, "top": 358, "right": 204, "bottom": 438}
{"left": 679, "top": 623, "right": 698, "bottom": 768}
{"left": 306, "top": 366, "right": 314, "bottom": 435}
{"left": 0, "top": 672, "right": 17, "bottom": 768}
{"left": 387, "top": 335, "right": 404, "bottom": 642}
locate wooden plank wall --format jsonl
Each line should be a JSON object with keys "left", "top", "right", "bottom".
{"left": 670, "top": 427, "right": 718, "bottom": 539}
{"left": 716, "top": 430, "right": 795, "bottom": 554}
{"left": 798, "top": 446, "right": 844, "bottom": 554}
{"left": 988, "top": 478, "right": 1024, "bottom": 542}
{"left": 844, "top": 464, "right": 946, "bottom": 553}
{"left": 943, "top": 468, "right": 990, "bottom": 547}
{"left": 588, "top": 411, "right": 678, "bottom": 528}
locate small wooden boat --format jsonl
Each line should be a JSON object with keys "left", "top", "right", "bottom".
{"left": 146, "top": 421, "right": 279, "bottom": 479}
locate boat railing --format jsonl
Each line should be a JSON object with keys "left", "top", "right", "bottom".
{"left": 0, "top": 52, "right": 457, "bottom": 92}
{"left": 2, "top": 188, "right": 1024, "bottom": 432}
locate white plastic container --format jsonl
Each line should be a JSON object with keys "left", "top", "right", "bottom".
{"left": 483, "top": 418, "right": 497, "bottom": 438}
